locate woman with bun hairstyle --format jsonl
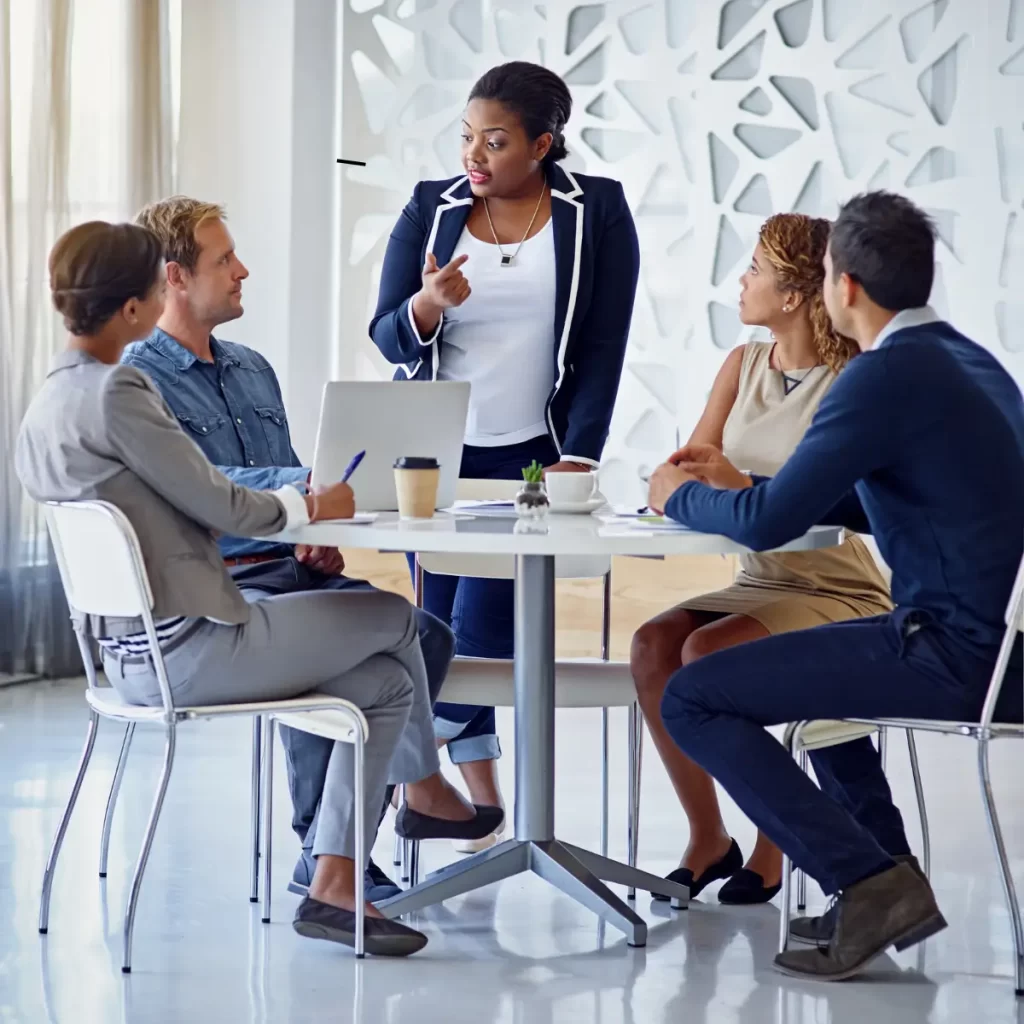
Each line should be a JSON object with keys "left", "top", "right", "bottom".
{"left": 371, "top": 61, "right": 640, "bottom": 849}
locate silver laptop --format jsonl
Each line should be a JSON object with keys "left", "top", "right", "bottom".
{"left": 310, "top": 381, "right": 470, "bottom": 511}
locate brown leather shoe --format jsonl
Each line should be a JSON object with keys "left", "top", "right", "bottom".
{"left": 774, "top": 862, "right": 947, "bottom": 982}
{"left": 789, "top": 854, "right": 926, "bottom": 945}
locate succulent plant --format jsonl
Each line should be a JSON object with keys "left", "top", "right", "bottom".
{"left": 521, "top": 460, "right": 545, "bottom": 484}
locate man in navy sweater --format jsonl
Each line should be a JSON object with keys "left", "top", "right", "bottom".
{"left": 647, "top": 192, "right": 1024, "bottom": 982}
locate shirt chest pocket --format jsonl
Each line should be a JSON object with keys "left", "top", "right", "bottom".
{"left": 176, "top": 412, "right": 228, "bottom": 449}
{"left": 254, "top": 405, "right": 292, "bottom": 464}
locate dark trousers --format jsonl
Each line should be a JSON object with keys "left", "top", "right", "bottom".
{"left": 412, "top": 433, "right": 560, "bottom": 763}
{"left": 230, "top": 557, "right": 455, "bottom": 853}
{"left": 661, "top": 609, "right": 1023, "bottom": 895}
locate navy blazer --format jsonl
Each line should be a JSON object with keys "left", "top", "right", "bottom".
{"left": 368, "top": 164, "right": 640, "bottom": 465}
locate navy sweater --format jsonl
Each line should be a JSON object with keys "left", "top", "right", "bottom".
{"left": 666, "top": 322, "right": 1024, "bottom": 654}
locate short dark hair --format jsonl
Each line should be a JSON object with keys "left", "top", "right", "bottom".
{"left": 468, "top": 61, "right": 572, "bottom": 163}
{"left": 48, "top": 221, "right": 163, "bottom": 335}
{"left": 829, "top": 191, "right": 936, "bottom": 311}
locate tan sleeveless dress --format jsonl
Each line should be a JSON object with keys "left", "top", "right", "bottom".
{"left": 676, "top": 342, "right": 893, "bottom": 632}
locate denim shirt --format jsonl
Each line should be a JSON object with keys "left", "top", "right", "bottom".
{"left": 122, "top": 329, "right": 309, "bottom": 558}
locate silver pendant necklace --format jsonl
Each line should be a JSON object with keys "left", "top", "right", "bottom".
{"left": 483, "top": 182, "right": 547, "bottom": 267}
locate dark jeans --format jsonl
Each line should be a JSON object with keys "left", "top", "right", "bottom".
{"left": 230, "top": 556, "right": 455, "bottom": 854}
{"left": 411, "top": 433, "right": 560, "bottom": 764}
{"left": 661, "top": 609, "right": 1023, "bottom": 895}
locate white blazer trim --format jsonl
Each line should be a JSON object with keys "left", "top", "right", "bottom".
{"left": 546, "top": 168, "right": 585, "bottom": 455}
{"left": 421, "top": 175, "right": 473, "bottom": 381}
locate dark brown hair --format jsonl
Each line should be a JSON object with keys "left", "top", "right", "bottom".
{"left": 758, "top": 213, "right": 859, "bottom": 374}
{"left": 48, "top": 221, "right": 163, "bottom": 336}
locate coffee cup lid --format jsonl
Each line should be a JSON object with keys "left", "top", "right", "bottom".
{"left": 393, "top": 456, "right": 439, "bottom": 470}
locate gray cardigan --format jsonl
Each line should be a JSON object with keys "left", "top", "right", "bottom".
{"left": 16, "top": 351, "right": 292, "bottom": 635}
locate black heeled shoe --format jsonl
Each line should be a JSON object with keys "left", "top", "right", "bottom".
{"left": 718, "top": 867, "right": 782, "bottom": 905}
{"left": 394, "top": 802, "right": 505, "bottom": 842}
{"left": 652, "top": 838, "right": 743, "bottom": 902}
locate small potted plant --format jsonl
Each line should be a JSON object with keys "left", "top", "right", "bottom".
{"left": 515, "top": 460, "right": 550, "bottom": 519}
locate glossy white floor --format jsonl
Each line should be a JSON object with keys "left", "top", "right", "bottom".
{"left": 1, "top": 679, "right": 1022, "bottom": 1024}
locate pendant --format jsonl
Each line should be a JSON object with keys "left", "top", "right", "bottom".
{"left": 782, "top": 373, "right": 803, "bottom": 396}
{"left": 500, "top": 254, "right": 514, "bottom": 267}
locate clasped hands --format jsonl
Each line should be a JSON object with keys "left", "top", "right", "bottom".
{"left": 647, "top": 444, "right": 753, "bottom": 515}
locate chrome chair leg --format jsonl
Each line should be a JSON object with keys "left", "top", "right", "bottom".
{"left": 777, "top": 723, "right": 805, "bottom": 954}
{"left": 600, "top": 708, "right": 609, "bottom": 858}
{"left": 877, "top": 725, "right": 888, "bottom": 771}
{"left": 778, "top": 851, "right": 793, "bottom": 953}
{"left": 261, "top": 718, "right": 275, "bottom": 925}
{"left": 600, "top": 572, "right": 611, "bottom": 859}
{"left": 393, "top": 832, "right": 403, "bottom": 867}
{"left": 99, "top": 723, "right": 135, "bottom": 878}
{"left": 978, "top": 733, "right": 1024, "bottom": 995}
{"left": 40, "top": 710, "right": 100, "bottom": 934}
{"left": 796, "top": 748, "right": 808, "bottom": 912}
{"left": 905, "top": 729, "right": 931, "bottom": 878}
{"left": 409, "top": 838, "right": 421, "bottom": 889}
{"left": 354, "top": 727, "right": 366, "bottom": 958}
{"left": 250, "top": 715, "right": 262, "bottom": 903}
{"left": 122, "top": 723, "right": 177, "bottom": 973}
{"left": 626, "top": 703, "right": 641, "bottom": 900}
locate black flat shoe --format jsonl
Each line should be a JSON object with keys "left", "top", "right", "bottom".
{"left": 652, "top": 838, "right": 743, "bottom": 902}
{"left": 292, "top": 897, "right": 427, "bottom": 956}
{"left": 718, "top": 868, "right": 782, "bottom": 905}
{"left": 394, "top": 802, "right": 505, "bottom": 842}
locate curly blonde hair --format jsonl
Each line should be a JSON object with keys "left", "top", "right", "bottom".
{"left": 758, "top": 213, "right": 858, "bottom": 374}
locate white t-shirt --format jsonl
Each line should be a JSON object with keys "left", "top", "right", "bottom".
{"left": 437, "top": 219, "right": 557, "bottom": 447}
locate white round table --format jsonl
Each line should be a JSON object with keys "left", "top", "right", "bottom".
{"left": 280, "top": 510, "right": 843, "bottom": 946}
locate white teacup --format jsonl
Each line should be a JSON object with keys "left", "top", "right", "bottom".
{"left": 545, "top": 471, "right": 598, "bottom": 505}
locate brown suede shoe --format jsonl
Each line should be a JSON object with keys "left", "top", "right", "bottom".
{"left": 789, "top": 854, "right": 927, "bottom": 946}
{"left": 774, "top": 862, "right": 947, "bottom": 982}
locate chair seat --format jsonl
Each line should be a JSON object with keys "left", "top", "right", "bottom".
{"left": 436, "top": 657, "right": 636, "bottom": 708}
{"left": 85, "top": 687, "right": 368, "bottom": 739}
{"left": 786, "top": 720, "right": 879, "bottom": 751}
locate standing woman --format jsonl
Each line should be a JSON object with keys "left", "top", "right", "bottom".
{"left": 371, "top": 61, "right": 640, "bottom": 844}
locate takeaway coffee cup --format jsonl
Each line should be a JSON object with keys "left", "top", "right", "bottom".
{"left": 393, "top": 456, "right": 440, "bottom": 519}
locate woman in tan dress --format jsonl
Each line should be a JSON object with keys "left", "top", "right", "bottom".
{"left": 630, "top": 213, "right": 893, "bottom": 905}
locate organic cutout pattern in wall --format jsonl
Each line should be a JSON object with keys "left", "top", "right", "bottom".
{"left": 339, "top": 0, "right": 1024, "bottom": 504}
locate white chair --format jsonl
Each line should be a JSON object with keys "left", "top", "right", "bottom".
{"left": 39, "top": 500, "right": 371, "bottom": 969}
{"left": 778, "top": 552, "right": 1024, "bottom": 996}
{"left": 397, "top": 479, "right": 644, "bottom": 893}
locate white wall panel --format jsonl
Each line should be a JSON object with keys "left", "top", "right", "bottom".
{"left": 336, "top": 0, "right": 1024, "bottom": 503}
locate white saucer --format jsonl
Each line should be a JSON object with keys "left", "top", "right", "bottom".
{"left": 549, "top": 496, "right": 606, "bottom": 515}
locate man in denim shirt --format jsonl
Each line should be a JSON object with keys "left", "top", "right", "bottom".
{"left": 125, "top": 196, "right": 456, "bottom": 902}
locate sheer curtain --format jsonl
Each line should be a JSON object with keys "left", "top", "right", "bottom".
{"left": 0, "top": 0, "right": 177, "bottom": 681}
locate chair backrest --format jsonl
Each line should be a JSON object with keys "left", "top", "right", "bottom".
{"left": 44, "top": 501, "right": 175, "bottom": 711}
{"left": 979, "top": 551, "right": 1024, "bottom": 730}
{"left": 44, "top": 501, "right": 154, "bottom": 617}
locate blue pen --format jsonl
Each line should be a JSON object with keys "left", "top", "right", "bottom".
{"left": 340, "top": 450, "right": 366, "bottom": 484}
